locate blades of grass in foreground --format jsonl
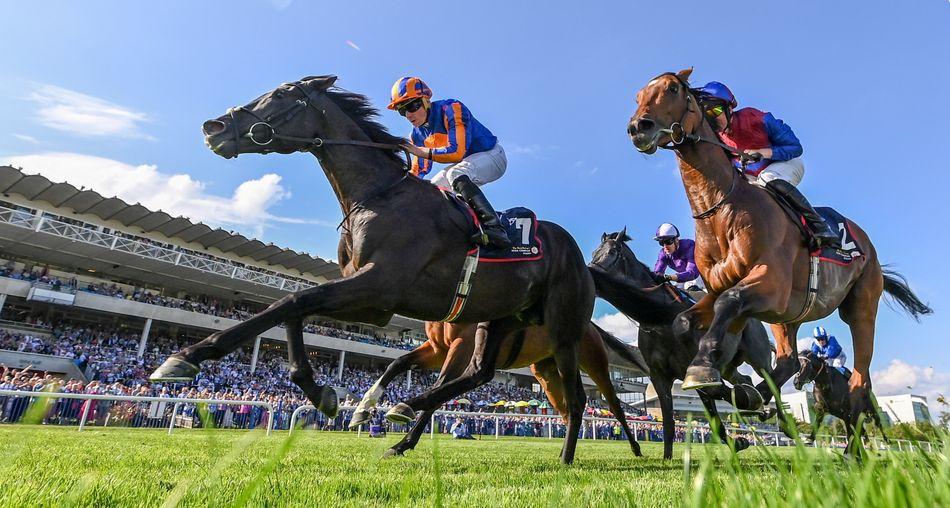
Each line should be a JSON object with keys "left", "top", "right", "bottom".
{"left": 160, "top": 429, "right": 264, "bottom": 508}
{"left": 231, "top": 424, "right": 302, "bottom": 506}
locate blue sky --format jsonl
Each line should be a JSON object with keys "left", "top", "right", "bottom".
{"left": 1, "top": 1, "right": 948, "bottom": 402}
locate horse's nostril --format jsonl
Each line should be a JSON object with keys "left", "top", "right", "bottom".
{"left": 636, "top": 118, "right": 655, "bottom": 132}
{"left": 202, "top": 120, "right": 226, "bottom": 136}
{"left": 627, "top": 123, "right": 637, "bottom": 137}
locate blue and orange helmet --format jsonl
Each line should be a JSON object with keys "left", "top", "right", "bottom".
{"left": 695, "top": 81, "right": 737, "bottom": 109}
{"left": 388, "top": 76, "right": 433, "bottom": 110}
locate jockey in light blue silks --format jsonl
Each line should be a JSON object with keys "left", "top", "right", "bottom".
{"left": 810, "top": 326, "right": 848, "bottom": 374}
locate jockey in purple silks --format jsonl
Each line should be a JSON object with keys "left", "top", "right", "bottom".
{"left": 652, "top": 223, "right": 703, "bottom": 291}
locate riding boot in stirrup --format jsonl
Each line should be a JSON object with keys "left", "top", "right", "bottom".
{"left": 766, "top": 179, "right": 841, "bottom": 249}
{"left": 452, "top": 175, "right": 512, "bottom": 249}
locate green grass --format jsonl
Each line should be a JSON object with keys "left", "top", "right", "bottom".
{"left": 0, "top": 425, "right": 945, "bottom": 507}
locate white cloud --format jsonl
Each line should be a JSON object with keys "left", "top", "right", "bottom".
{"left": 27, "top": 84, "right": 153, "bottom": 140}
{"left": 593, "top": 311, "right": 639, "bottom": 345}
{"left": 2, "top": 152, "right": 329, "bottom": 239}
{"left": 13, "top": 134, "right": 39, "bottom": 144}
{"left": 873, "top": 359, "right": 949, "bottom": 404}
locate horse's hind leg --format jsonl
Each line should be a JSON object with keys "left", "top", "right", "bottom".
{"left": 698, "top": 390, "right": 750, "bottom": 453}
{"left": 531, "top": 359, "right": 569, "bottom": 416}
{"left": 285, "top": 318, "right": 339, "bottom": 418}
{"left": 151, "top": 266, "right": 393, "bottom": 380}
{"left": 838, "top": 263, "right": 883, "bottom": 439}
{"left": 579, "top": 335, "right": 642, "bottom": 457}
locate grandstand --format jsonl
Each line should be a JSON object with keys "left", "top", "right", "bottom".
{"left": 0, "top": 165, "right": 647, "bottom": 415}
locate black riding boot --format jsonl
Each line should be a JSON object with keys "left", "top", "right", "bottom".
{"left": 766, "top": 179, "right": 840, "bottom": 249}
{"left": 452, "top": 175, "right": 512, "bottom": 249}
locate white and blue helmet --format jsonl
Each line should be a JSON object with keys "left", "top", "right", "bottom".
{"left": 813, "top": 326, "right": 829, "bottom": 340}
{"left": 653, "top": 223, "right": 680, "bottom": 241}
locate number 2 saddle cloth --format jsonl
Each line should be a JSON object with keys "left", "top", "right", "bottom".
{"left": 813, "top": 207, "right": 862, "bottom": 265}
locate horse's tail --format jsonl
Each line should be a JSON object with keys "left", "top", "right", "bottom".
{"left": 881, "top": 267, "right": 933, "bottom": 321}
{"left": 593, "top": 323, "right": 650, "bottom": 375}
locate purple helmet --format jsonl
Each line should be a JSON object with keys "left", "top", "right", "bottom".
{"left": 696, "top": 81, "right": 737, "bottom": 108}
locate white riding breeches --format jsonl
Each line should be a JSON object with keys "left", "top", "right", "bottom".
{"left": 829, "top": 353, "right": 847, "bottom": 369}
{"left": 430, "top": 143, "right": 507, "bottom": 188}
{"left": 747, "top": 157, "right": 805, "bottom": 188}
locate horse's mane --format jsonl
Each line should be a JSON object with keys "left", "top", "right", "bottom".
{"left": 323, "top": 87, "right": 408, "bottom": 167}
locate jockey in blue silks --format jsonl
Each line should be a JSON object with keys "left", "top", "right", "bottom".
{"left": 695, "top": 81, "right": 839, "bottom": 248}
{"left": 810, "top": 326, "right": 848, "bottom": 374}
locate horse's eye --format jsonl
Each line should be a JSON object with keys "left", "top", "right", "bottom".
{"left": 274, "top": 91, "right": 284, "bottom": 99}
{"left": 667, "top": 84, "right": 679, "bottom": 94}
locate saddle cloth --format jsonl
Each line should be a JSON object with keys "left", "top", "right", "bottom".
{"left": 444, "top": 189, "right": 543, "bottom": 262}
{"left": 763, "top": 185, "right": 862, "bottom": 264}
{"left": 813, "top": 207, "right": 863, "bottom": 265}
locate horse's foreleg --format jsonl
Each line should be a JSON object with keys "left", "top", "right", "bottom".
{"left": 385, "top": 336, "right": 475, "bottom": 456}
{"left": 351, "top": 343, "right": 443, "bottom": 428}
{"left": 399, "top": 321, "right": 511, "bottom": 416}
{"left": 151, "top": 265, "right": 392, "bottom": 381}
{"left": 838, "top": 265, "right": 883, "bottom": 440}
{"left": 285, "top": 318, "right": 339, "bottom": 418}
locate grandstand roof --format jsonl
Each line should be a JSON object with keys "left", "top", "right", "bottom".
{"left": 0, "top": 165, "right": 341, "bottom": 280}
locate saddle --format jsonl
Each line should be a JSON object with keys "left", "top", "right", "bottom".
{"left": 762, "top": 187, "right": 863, "bottom": 264}
{"left": 444, "top": 190, "right": 543, "bottom": 262}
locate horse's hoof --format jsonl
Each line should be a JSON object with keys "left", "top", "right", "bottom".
{"left": 631, "top": 442, "right": 643, "bottom": 457}
{"left": 148, "top": 356, "right": 199, "bottom": 382}
{"left": 385, "top": 403, "right": 415, "bottom": 424}
{"left": 349, "top": 409, "right": 370, "bottom": 429}
{"left": 317, "top": 385, "right": 339, "bottom": 419}
{"left": 682, "top": 366, "right": 722, "bottom": 390}
{"left": 733, "top": 384, "right": 764, "bottom": 412}
{"left": 734, "top": 437, "right": 751, "bottom": 452}
{"left": 381, "top": 448, "right": 404, "bottom": 459}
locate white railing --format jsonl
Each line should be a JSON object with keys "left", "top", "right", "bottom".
{"left": 288, "top": 405, "right": 941, "bottom": 452}
{"left": 288, "top": 405, "right": 790, "bottom": 445}
{"left": 0, "top": 390, "right": 274, "bottom": 435}
{"left": 0, "top": 204, "right": 317, "bottom": 293}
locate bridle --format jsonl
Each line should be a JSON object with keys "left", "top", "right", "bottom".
{"left": 591, "top": 236, "right": 690, "bottom": 305}
{"left": 635, "top": 73, "right": 764, "bottom": 219}
{"left": 223, "top": 80, "right": 414, "bottom": 232}
{"left": 225, "top": 81, "right": 412, "bottom": 168}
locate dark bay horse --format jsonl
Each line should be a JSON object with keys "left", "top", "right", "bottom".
{"left": 590, "top": 230, "right": 778, "bottom": 458}
{"left": 150, "top": 75, "right": 596, "bottom": 464}
{"left": 351, "top": 320, "right": 650, "bottom": 457}
{"left": 626, "top": 69, "right": 932, "bottom": 445}
{"left": 794, "top": 350, "right": 888, "bottom": 449}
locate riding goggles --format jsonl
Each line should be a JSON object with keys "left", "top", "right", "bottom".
{"left": 658, "top": 238, "right": 676, "bottom": 246}
{"left": 705, "top": 104, "right": 725, "bottom": 118}
{"left": 397, "top": 99, "right": 424, "bottom": 116}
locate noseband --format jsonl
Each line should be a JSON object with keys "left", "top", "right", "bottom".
{"left": 225, "top": 81, "right": 411, "bottom": 167}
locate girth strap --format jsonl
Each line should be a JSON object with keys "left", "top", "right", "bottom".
{"left": 785, "top": 255, "right": 820, "bottom": 323}
{"left": 441, "top": 248, "right": 480, "bottom": 322}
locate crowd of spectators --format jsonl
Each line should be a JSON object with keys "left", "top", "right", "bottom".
{"left": 0, "top": 323, "right": 543, "bottom": 425}
{"left": 1, "top": 261, "right": 419, "bottom": 351}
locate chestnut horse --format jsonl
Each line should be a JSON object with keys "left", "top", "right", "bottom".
{"left": 350, "top": 320, "right": 650, "bottom": 457}
{"left": 626, "top": 69, "right": 931, "bottom": 450}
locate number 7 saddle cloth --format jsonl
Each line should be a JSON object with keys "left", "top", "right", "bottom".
{"left": 444, "top": 189, "right": 543, "bottom": 262}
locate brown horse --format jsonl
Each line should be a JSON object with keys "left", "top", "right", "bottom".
{"left": 350, "top": 321, "right": 649, "bottom": 457}
{"left": 626, "top": 69, "right": 932, "bottom": 452}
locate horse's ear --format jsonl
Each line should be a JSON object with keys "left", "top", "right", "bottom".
{"left": 601, "top": 232, "right": 608, "bottom": 242}
{"left": 303, "top": 75, "right": 338, "bottom": 90}
{"left": 676, "top": 67, "right": 694, "bottom": 83}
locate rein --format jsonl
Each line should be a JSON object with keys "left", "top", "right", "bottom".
{"left": 641, "top": 73, "right": 762, "bottom": 220}
{"left": 227, "top": 82, "right": 413, "bottom": 169}
{"left": 225, "top": 81, "right": 414, "bottom": 233}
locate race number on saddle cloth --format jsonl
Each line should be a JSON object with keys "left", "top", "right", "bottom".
{"left": 447, "top": 192, "right": 543, "bottom": 261}
{"left": 440, "top": 195, "right": 543, "bottom": 322}
{"left": 813, "top": 207, "right": 863, "bottom": 264}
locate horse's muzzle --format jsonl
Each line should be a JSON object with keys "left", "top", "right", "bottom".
{"left": 628, "top": 117, "right": 659, "bottom": 153}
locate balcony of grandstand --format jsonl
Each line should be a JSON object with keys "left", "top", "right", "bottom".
{"left": 0, "top": 164, "right": 648, "bottom": 417}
